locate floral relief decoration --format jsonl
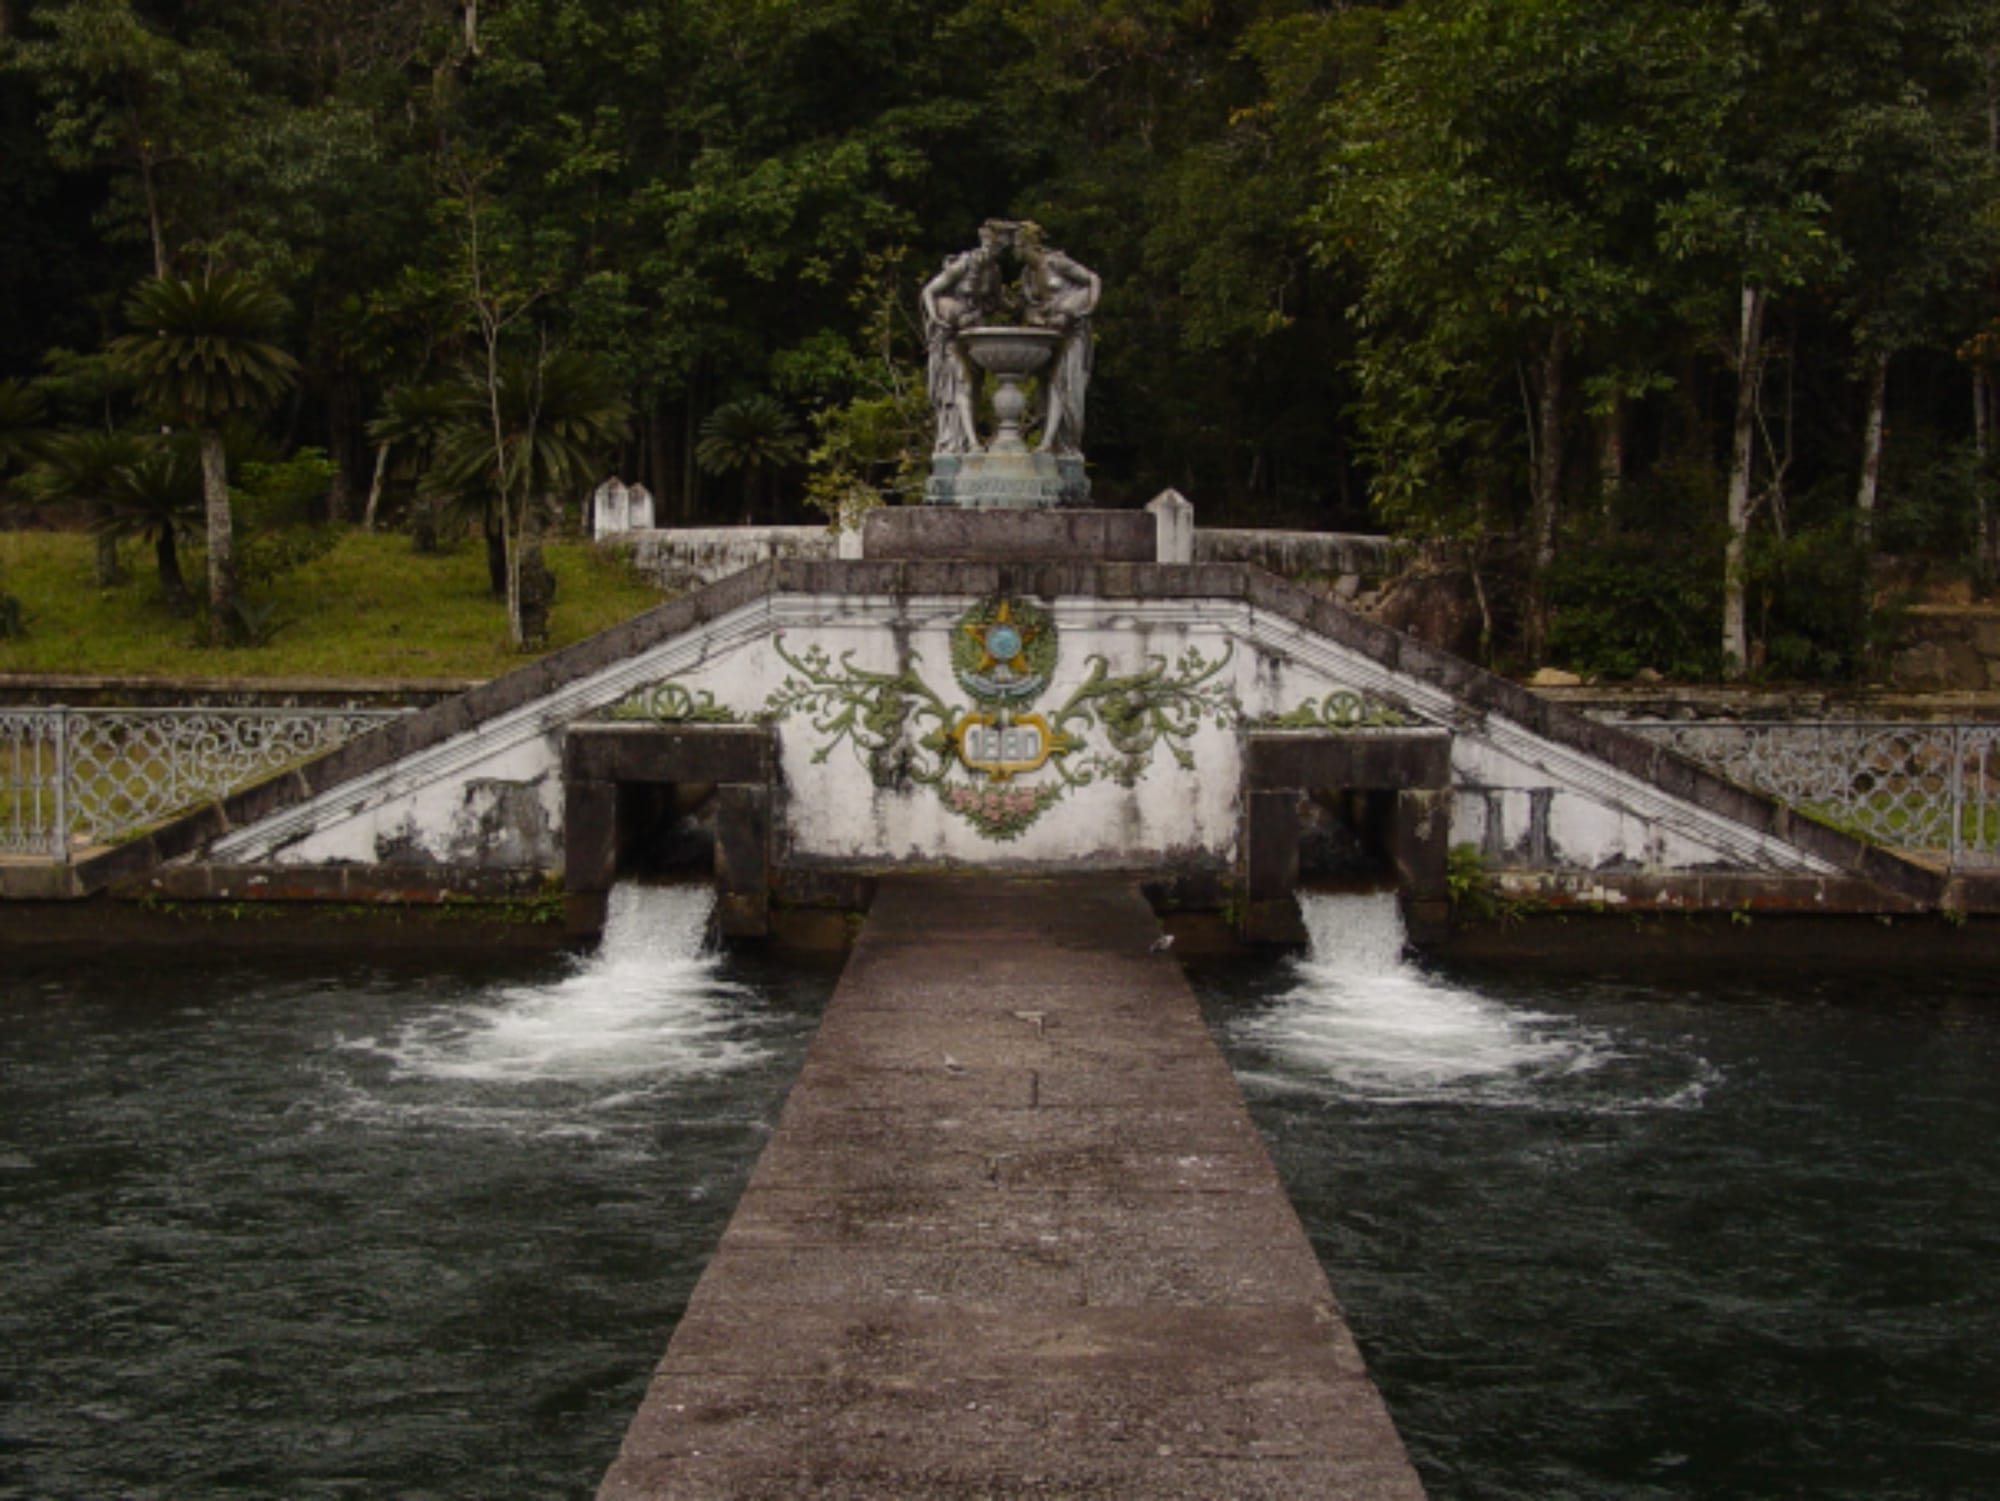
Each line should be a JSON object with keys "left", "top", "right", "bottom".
{"left": 759, "top": 597, "right": 1240, "bottom": 840}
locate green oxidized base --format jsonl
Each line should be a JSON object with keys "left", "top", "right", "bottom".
{"left": 925, "top": 451, "right": 1089, "bottom": 508}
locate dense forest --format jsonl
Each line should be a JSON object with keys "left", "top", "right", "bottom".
{"left": 2, "top": 0, "right": 1999, "bottom": 673}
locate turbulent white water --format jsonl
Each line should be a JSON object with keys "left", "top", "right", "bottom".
{"left": 345, "top": 883, "right": 768, "bottom": 1092}
{"left": 1233, "top": 891, "right": 1620, "bottom": 1105}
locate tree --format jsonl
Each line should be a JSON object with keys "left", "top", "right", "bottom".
{"left": 5, "top": 0, "right": 248, "bottom": 278}
{"left": 104, "top": 438, "right": 199, "bottom": 611}
{"left": 1806, "top": 2, "right": 1999, "bottom": 549}
{"left": 0, "top": 375, "right": 43, "bottom": 485}
{"left": 428, "top": 348, "right": 629, "bottom": 646}
{"left": 108, "top": 272, "right": 299, "bottom": 642}
{"left": 22, "top": 424, "right": 142, "bottom": 589}
{"left": 1319, "top": 0, "right": 1739, "bottom": 663}
{"left": 697, "top": 395, "right": 804, "bottom": 525}
{"left": 26, "top": 429, "right": 196, "bottom": 608}
{"left": 366, "top": 379, "right": 460, "bottom": 545}
{"left": 0, "top": 375, "right": 45, "bottom": 632}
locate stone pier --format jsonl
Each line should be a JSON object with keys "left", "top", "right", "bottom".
{"left": 597, "top": 875, "right": 1424, "bottom": 1499}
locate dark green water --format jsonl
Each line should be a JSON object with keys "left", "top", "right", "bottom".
{"left": 5, "top": 887, "right": 1998, "bottom": 1499}
{"left": 0, "top": 887, "right": 832, "bottom": 1500}
{"left": 1194, "top": 892, "right": 2000, "bottom": 1500}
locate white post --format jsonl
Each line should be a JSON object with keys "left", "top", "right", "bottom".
{"left": 1145, "top": 488, "right": 1195, "bottom": 564}
{"left": 51, "top": 709, "right": 68, "bottom": 863}
{"left": 591, "top": 478, "right": 631, "bottom": 539}
{"left": 626, "top": 483, "right": 656, "bottom": 530}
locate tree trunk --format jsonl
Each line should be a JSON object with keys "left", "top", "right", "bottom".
{"left": 511, "top": 495, "right": 555, "bottom": 647}
{"left": 681, "top": 367, "right": 702, "bottom": 522}
{"left": 362, "top": 442, "right": 390, "bottom": 532}
{"left": 1855, "top": 350, "right": 1888, "bottom": 552}
{"left": 155, "top": 527, "right": 189, "bottom": 613}
{"left": 503, "top": 501, "right": 523, "bottom": 647}
{"left": 1522, "top": 324, "right": 1569, "bottom": 665}
{"left": 651, "top": 406, "right": 670, "bottom": 501}
{"left": 139, "top": 151, "right": 169, "bottom": 280}
{"left": 1723, "top": 284, "right": 1768, "bottom": 679}
{"left": 1598, "top": 401, "right": 1625, "bottom": 519}
{"left": 93, "top": 512, "right": 123, "bottom": 588}
{"left": 483, "top": 506, "right": 507, "bottom": 596}
{"left": 199, "top": 427, "right": 236, "bottom": 644}
{"left": 323, "top": 376, "right": 370, "bottom": 524}
{"left": 1977, "top": 371, "right": 1994, "bottom": 594}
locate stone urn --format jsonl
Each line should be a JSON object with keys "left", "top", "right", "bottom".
{"left": 961, "top": 326, "right": 1061, "bottom": 455}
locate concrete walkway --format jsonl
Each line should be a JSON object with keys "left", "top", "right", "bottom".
{"left": 598, "top": 875, "right": 1425, "bottom": 1499}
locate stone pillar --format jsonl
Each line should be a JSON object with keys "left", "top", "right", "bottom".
{"left": 713, "top": 783, "right": 771, "bottom": 938}
{"left": 592, "top": 478, "right": 630, "bottom": 539}
{"left": 626, "top": 483, "right": 656, "bottom": 530}
{"left": 563, "top": 778, "right": 618, "bottom": 938}
{"left": 1390, "top": 787, "right": 1452, "bottom": 942}
{"left": 1243, "top": 789, "right": 1306, "bottom": 944}
{"left": 1146, "top": 488, "right": 1195, "bottom": 565}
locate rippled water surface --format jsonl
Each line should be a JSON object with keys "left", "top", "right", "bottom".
{"left": 0, "top": 886, "right": 832, "bottom": 1500}
{"left": 8, "top": 885, "right": 1999, "bottom": 1499}
{"left": 1196, "top": 892, "right": 2000, "bottom": 1500}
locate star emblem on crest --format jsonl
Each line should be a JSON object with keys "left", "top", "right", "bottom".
{"left": 962, "top": 600, "right": 1039, "bottom": 676}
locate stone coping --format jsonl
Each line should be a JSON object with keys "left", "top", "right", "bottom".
{"left": 58, "top": 558, "right": 1949, "bottom": 908}
{"left": 1543, "top": 682, "right": 2000, "bottom": 722}
{"left": 0, "top": 672, "right": 477, "bottom": 708}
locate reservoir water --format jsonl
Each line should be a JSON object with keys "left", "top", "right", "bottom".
{"left": 3, "top": 885, "right": 1997, "bottom": 1497}
{"left": 1195, "top": 892, "right": 2000, "bottom": 1499}
{"left": 0, "top": 885, "right": 833, "bottom": 1500}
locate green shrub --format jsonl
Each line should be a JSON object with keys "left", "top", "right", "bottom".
{"left": 1546, "top": 534, "right": 1723, "bottom": 680}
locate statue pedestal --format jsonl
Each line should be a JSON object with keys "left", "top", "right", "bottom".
{"left": 862, "top": 507, "right": 1154, "bottom": 562}
{"left": 925, "top": 451, "right": 1089, "bottom": 509}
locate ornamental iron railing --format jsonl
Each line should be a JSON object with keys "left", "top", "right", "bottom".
{"left": 1622, "top": 720, "right": 2000, "bottom": 869}
{"left": 0, "top": 707, "right": 405, "bottom": 860}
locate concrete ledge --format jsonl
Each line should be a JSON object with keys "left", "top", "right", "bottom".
{"left": 0, "top": 674, "right": 473, "bottom": 709}
{"left": 0, "top": 861, "right": 79, "bottom": 900}
{"left": 861, "top": 508, "right": 1156, "bottom": 563}
{"left": 1490, "top": 869, "right": 1929, "bottom": 914}
{"left": 1244, "top": 729, "right": 1452, "bottom": 791}
{"left": 563, "top": 723, "right": 772, "bottom": 784}
{"left": 116, "top": 862, "right": 555, "bottom": 905}
{"left": 1438, "top": 907, "right": 2000, "bottom": 968}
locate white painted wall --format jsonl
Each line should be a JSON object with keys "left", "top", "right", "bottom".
{"left": 206, "top": 591, "right": 1836, "bottom": 877}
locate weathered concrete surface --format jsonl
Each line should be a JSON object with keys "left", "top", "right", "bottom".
{"left": 598, "top": 875, "right": 1424, "bottom": 1501}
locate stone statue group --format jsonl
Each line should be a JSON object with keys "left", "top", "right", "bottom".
{"left": 921, "top": 219, "right": 1100, "bottom": 459}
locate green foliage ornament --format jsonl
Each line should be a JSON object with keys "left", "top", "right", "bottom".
{"left": 1261, "top": 689, "right": 1411, "bottom": 730}
{"left": 608, "top": 683, "right": 737, "bottom": 724}
{"left": 759, "top": 604, "right": 1243, "bottom": 839}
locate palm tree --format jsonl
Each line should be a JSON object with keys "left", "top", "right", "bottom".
{"left": 25, "top": 429, "right": 148, "bottom": 590}
{"left": 0, "top": 379, "right": 46, "bottom": 636}
{"left": 75, "top": 435, "right": 200, "bottom": 612}
{"left": 429, "top": 348, "right": 629, "bottom": 646}
{"left": 108, "top": 273, "right": 299, "bottom": 643}
{"left": 366, "top": 380, "right": 461, "bottom": 551}
{"left": 696, "top": 395, "right": 804, "bottom": 525}
{"left": 0, "top": 379, "right": 45, "bottom": 488}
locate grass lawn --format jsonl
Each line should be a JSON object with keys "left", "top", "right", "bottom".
{"left": 0, "top": 529, "right": 666, "bottom": 680}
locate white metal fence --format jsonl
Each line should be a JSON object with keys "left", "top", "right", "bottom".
{"left": 1622, "top": 721, "right": 2000, "bottom": 869}
{"left": 1, "top": 707, "right": 405, "bottom": 861}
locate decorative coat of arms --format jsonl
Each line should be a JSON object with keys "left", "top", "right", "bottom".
{"left": 607, "top": 595, "right": 1418, "bottom": 841}
{"left": 761, "top": 596, "right": 1237, "bottom": 839}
